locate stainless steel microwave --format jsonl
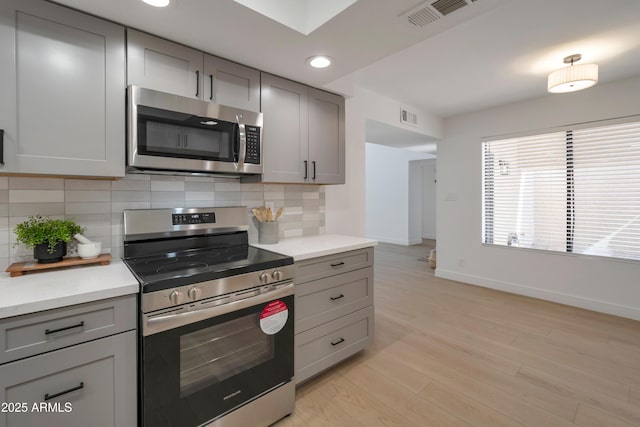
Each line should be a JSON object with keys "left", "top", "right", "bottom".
{"left": 127, "top": 85, "right": 263, "bottom": 176}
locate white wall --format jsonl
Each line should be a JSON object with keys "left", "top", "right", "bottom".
{"left": 325, "top": 86, "right": 443, "bottom": 238}
{"left": 408, "top": 160, "right": 423, "bottom": 245}
{"left": 365, "top": 143, "right": 433, "bottom": 245}
{"left": 358, "top": 87, "right": 444, "bottom": 139}
{"left": 421, "top": 159, "right": 437, "bottom": 239}
{"left": 325, "top": 92, "right": 367, "bottom": 237}
{"left": 437, "top": 75, "right": 640, "bottom": 320}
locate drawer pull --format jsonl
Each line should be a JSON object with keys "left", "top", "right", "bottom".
{"left": 45, "top": 321, "right": 84, "bottom": 335}
{"left": 44, "top": 382, "right": 84, "bottom": 401}
{"left": 331, "top": 337, "right": 345, "bottom": 346}
{"left": 330, "top": 262, "right": 345, "bottom": 267}
{"left": 330, "top": 294, "right": 345, "bottom": 301}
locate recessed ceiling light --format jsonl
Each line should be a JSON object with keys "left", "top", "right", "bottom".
{"left": 142, "top": 0, "right": 170, "bottom": 7}
{"left": 308, "top": 56, "right": 333, "bottom": 69}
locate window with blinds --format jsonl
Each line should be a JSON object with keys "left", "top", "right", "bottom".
{"left": 482, "top": 117, "right": 640, "bottom": 261}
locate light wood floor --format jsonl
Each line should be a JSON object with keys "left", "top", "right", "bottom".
{"left": 276, "top": 241, "right": 640, "bottom": 427}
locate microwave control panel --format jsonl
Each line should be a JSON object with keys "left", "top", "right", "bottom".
{"left": 245, "top": 126, "right": 261, "bottom": 164}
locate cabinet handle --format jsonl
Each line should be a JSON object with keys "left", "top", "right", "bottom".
{"left": 44, "top": 382, "right": 84, "bottom": 401}
{"left": 209, "top": 74, "right": 214, "bottom": 100}
{"left": 0, "top": 129, "right": 4, "bottom": 165}
{"left": 331, "top": 338, "right": 345, "bottom": 346}
{"left": 312, "top": 161, "right": 316, "bottom": 180}
{"left": 330, "top": 262, "right": 345, "bottom": 267}
{"left": 195, "top": 70, "right": 200, "bottom": 97}
{"left": 304, "top": 160, "right": 308, "bottom": 180}
{"left": 184, "top": 134, "right": 188, "bottom": 148}
{"left": 45, "top": 321, "right": 84, "bottom": 335}
{"left": 330, "top": 294, "right": 344, "bottom": 301}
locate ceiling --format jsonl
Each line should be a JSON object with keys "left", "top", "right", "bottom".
{"left": 52, "top": 0, "right": 640, "bottom": 147}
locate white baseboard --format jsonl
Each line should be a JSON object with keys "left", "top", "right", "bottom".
{"left": 366, "top": 235, "right": 411, "bottom": 246}
{"left": 436, "top": 268, "right": 640, "bottom": 321}
{"left": 422, "top": 234, "right": 436, "bottom": 240}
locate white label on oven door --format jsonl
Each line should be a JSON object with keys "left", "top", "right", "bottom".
{"left": 259, "top": 300, "right": 288, "bottom": 335}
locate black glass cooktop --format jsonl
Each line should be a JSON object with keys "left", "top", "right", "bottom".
{"left": 123, "top": 232, "right": 292, "bottom": 292}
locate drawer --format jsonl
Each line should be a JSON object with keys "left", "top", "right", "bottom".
{"left": 0, "top": 330, "right": 136, "bottom": 427}
{"left": 295, "top": 306, "right": 374, "bottom": 384}
{"left": 295, "top": 247, "right": 373, "bottom": 284}
{"left": 295, "top": 267, "right": 373, "bottom": 333}
{"left": 0, "top": 295, "right": 136, "bottom": 364}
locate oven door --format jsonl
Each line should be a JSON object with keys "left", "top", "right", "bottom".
{"left": 141, "top": 283, "right": 294, "bottom": 427}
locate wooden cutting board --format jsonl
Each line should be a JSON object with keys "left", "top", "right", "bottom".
{"left": 6, "top": 254, "right": 112, "bottom": 277}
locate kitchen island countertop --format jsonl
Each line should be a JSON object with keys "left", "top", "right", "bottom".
{"left": 252, "top": 234, "right": 377, "bottom": 261}
{"left": 0, "top": 259, "right": 139, "bottom": 320}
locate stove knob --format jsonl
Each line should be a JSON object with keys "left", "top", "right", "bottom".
{"left": 169, "top": 290, "right": 183, "bottom": 305}
{"left": 188, "top": 287, "right": 201, "bottom": 301}
{"left": 272, "top": 270, "right": 283, "bottom": 281}
{"left": 259, "top": 272, "right": 269, "bottom": 284}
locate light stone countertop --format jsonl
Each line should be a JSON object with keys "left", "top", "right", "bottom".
{"left": 1, "top": 234, "right": 376, "bottom": 320}
{"left": 0, "top": 259, "right": 139, "bottom": 320}
{"left": 252, "top": 234, "right": 377, "bottom": 261}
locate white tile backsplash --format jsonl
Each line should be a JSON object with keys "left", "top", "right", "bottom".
{"left": 1, "top": 175, "right": 325, "bottom": 267}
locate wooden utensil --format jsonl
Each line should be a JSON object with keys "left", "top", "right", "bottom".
{"left": 266, "top": 208, "right": 273, "bottom": 222}
{"left": 252, "top": 208, "right": 264, "bottom": 222}
{"left": 275, "top": 207, "right": 283, "bottom": 221}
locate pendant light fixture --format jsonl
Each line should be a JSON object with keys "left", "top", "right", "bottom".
{"left": 547, "top": 54, "right": 598, "bottom": 93}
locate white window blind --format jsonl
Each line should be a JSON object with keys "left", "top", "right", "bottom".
{"left": 482, "top": 118, "right": 640, "bottom": 261}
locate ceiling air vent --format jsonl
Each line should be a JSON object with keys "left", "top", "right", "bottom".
{"left": 431, "top": 0, "right": 468, "bottom": 16}
{"left": 400, "top": 0, "right": 477, "bottom": 28}
{"left": 401, "top": 108, "right": 418, "bottom": 126}
{"left": 407, "top": 7, "right": 440, "bottom": 27}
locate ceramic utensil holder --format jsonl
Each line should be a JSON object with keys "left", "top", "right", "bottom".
{"left": 258, "top": 221, "right": 279, "bottom": 244}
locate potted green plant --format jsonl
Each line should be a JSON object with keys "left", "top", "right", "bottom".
{"left": 14, "top": 215, "right": 85, "bottom": 264}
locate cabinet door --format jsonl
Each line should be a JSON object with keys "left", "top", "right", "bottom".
{"left": 260, "top": 73, "right": 309, "bottom": 183}
{"left": 0, "top": 331, "right": 136, "bottom": 427}
{"left": 127, "top": 29, "right": 203, "bottom": 99}
{"left": 308, "top": 88, "right": 345, "bottom": 184}
{"left": 203, "top": 55, "right": 260, "bottom": 112}
{"left": 0, "top": 0, "right": 125, "bottom": 177}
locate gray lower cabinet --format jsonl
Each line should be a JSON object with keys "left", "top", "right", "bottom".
{"left": 0, "top": 0, "right": 125, "bottom": 177}
{"left": 261, "top": 73, "right": 345, "bottom": 184}
{"left": 127, "top": 29, "right": 261, "bottom": 111}
{"left": 294, "top": 248, "right": 374, "bottom": 384}
{"left": 0, "top": 296, "right": 137, "bottom": 427}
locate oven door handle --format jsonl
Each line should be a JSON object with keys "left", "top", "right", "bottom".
{"left": 143, "top": 282, "right": 294, "bottom": 336}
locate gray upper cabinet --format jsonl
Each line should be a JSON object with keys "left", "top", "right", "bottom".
{"left": 127, "top": 30, "right": 260, "bottom": 111}
{"left": 308, "top": 88, "right": 345, "bottom": 184}
{"left": 204, "top": 54, "right": 261, "bottom": 112}
{"left": 0, "top": 0, "right": 126, "bottom": 177}
{"left": 261, "top": 73, "right": 345, "bottom": 184}
{"left": 261, "top": 73, "right": 309, "bottom": 183}
{"left": 127, "top": 29, "right": 203, "bottom": 99}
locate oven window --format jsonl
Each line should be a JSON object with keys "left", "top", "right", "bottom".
{"left": 179, "top": 312, "right": 274, "bottom": 397}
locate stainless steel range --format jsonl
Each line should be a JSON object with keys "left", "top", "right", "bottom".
{"left": 122, "top": 207, "right": 295, "bottom": 427}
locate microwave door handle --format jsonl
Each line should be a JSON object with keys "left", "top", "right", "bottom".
{"left": 236, "top": 116, "right": 246, "bottom": 171}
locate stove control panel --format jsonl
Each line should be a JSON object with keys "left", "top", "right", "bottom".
{"left": 260, "top": 269, "right": 284, "bottom": 284}
{"left": 172, "top": 212, "right": 216, "bottom": 225}
{"left": 142, "top": 264, "right": 296, "bottom": 313}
